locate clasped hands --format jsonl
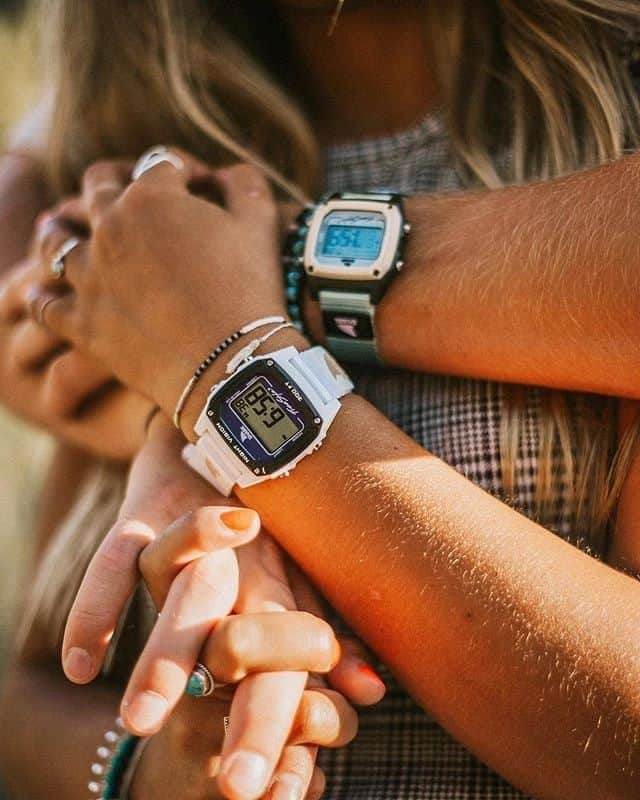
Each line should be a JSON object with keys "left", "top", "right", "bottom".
{"left": 2, "top": 150, "right": 383, "bottom": 800}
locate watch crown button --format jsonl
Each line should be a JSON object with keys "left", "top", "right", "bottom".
{"left": 396, "top": 260, "right": 405, "bottom": 271}
{"left": 403, "top": 223, "right": 412, "bottom": 235}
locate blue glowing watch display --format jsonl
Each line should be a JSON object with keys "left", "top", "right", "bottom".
{"left": 315, "top": 211, "right": 386, "bottom": 266}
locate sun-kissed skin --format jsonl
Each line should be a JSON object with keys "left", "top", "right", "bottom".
{"left": 24, "top": 141, "right": 640, "bottom": 800}
{"left": 2, "top": 2, "right": 640, "bottom": 799}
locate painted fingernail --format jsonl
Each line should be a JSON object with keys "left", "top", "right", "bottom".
{"left": 124, "top": 691, "right": 169, "bottom": 734}
{"left": 220, "top": 750, "right": 270, "bottom": 799}
{"left": 356, "top": 662, "right": 386, "bottom": 703}
{"left": 63, "top": 647, "right": 93, "bottom": 682}
{"left": 220, "top": 508, "right": 259, "bottom": 533}
{"left": 270, "top": 773, "right": 303, "bottom": 800}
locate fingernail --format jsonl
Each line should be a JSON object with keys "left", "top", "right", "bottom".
{"left": 356, "top": 662, "right": 386, "bottom": 703}
{"left": 270, "top": 773, "right": 303, "bottom": 800}
{"left": 220, "top": 508, "right": 259, "bottom": 533}
{"left": 124, "top": 691, "right": 169, "bottom": 734}
{"left": 331, "top": 637, "right": 342, "bottom": 668}
{"left": 63, "top": 647, "right": 93, "bottom": 682}
{"left": 221, "top": 750, "right": 270, "bottom": 799}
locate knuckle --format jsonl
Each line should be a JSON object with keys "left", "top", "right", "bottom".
{"left": 185, "top": 551, "right": 235, "bottom": 598}
{"left": 69, "top": 603, "right": 111, "bottom": 630}
{"left": 298, "top": 691, "right": 358, "bottom": 747}
{"left": 187, "top": 507, "right": 221, "bottom": 545}
{"left": 92, "top": 209, "right": 120, "bottom": 250}
{"left": 83, "top": 160, "right": 112, "bottom": 187}
{"left": 299, "top": 612, "right": 338, "bottom": 665}
{"left": 43, "top": 356, "right": 77, "bottom": 416}
{"left": 213, "top": 617, "right": 258, "bottom": 681}
{"left": 137, "top": 543, "right": 156, "bottom": 582}
{"left": 99, "top": 524, "right": 148, "bottom": 576}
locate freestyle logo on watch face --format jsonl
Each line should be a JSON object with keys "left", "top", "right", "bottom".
{"left": 207, "top": 361, "right": 322, "bottom": 476}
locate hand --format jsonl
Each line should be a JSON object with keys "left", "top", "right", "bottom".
{"left": 0, "top": 257, "right": 151, "bottom": 460}
{"left": 63, "top": 415, "right": 384, "bottom": 799}
{"left": 28, "top": 153, "right": 289, "bottom": 419}
{"left": 128, "top": 692, "right": 328, "bottom": 800}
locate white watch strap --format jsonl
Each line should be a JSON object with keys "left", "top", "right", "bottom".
{"left": 183, "top": 346, "right": 352, "bottom": 496}
{"left": 292, "top": 345, "right": 353, "bottom": 400}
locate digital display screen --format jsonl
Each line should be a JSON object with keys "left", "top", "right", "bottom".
{"left": 321, "top": 225, "right": 384, "bottom": 260}
{"left": 231, "top": 380, "right": 301, "bottom": 454}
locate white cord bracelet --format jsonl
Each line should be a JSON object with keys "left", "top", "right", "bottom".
{"left": 225, "top": 322, "right": 295, "bottom": 375}
{"left": 173, "top": 315, "right": 286, "bottom": 430}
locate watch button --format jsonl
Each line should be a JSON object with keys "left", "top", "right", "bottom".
{"left": 396, "top": 260, "right": 405, "bottom": 271}
{"left": 403, "top": 223, "right": 412, "bottom": 234}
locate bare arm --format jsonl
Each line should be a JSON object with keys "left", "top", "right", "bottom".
{"left": 224, "top": 359, "right": 640, "bottom": 800}
{"left": 35, "top": 155, "right": 640, "bottom": 799}
{"left": 309, "top": 154, "right": 640, "bottom": 397}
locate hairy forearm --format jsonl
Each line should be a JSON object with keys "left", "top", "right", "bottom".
{"left": 374, "top": 153, "right": 640, "bottom": 397}
{"left": 0, "top": 663, "right": 120, "bottom": 800}
{"left": 188, "top": 349, "right": 640, "bottom": 798}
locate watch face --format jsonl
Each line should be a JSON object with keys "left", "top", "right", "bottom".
{"left": 315, "top": 210, "right": 386, "bottom": 267}
{"left": 207, "top": 360, "right": 322, "bottom": 477}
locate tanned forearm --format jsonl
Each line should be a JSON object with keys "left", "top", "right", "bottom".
{"left": 174, "top": 329, "right": 640, "bottom": 799}
{"left": 372, "top": 153, "right": 640, "bottom": 397}
{"left": 0, "top": 663, "right": 120, "bottom": 800}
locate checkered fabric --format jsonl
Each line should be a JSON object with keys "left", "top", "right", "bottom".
{"left": 315, "top": 37, "right": 640, "bottom": 794}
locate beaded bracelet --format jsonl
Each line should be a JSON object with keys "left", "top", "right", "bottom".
{"left": 87, "top": 716, "right": 139, "bottom": 799}
{"left": 282, "top": 204, "right": 314, "bottom": 333}
{"left": 172, "top": 315, "right": 287, "bottom": 430}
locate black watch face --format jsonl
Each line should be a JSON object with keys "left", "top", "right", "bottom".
{"left": 207, "top": 360, "right": 322, "bottom": 477}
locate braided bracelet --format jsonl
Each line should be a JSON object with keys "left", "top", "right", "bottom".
{"left": 172, "top": 315, "right": 286, "bottom": 430}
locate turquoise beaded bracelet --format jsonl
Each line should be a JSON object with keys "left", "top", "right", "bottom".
{"left": 88, "top": 717, "right": 139, "bottom": 799}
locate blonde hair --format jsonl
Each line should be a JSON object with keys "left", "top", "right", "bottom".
{"left": 23, "top": 0, "right": 640, "bottom": 647}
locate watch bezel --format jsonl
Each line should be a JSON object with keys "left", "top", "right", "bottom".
{"left": 303, "top": 199, "right": 403, "bottom": 282}
{"left": 204, "top": 358, "right": 323, "bottom": 478}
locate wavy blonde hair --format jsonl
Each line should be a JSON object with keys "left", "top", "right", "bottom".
{"left": 21, "top": 0, "right": 640, "bottom": 645}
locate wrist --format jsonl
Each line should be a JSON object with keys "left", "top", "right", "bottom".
{"left": 156, "top": 302, "right": 289, "bottom": 423}
{"left": 179, "top": 324, "right": 311, "bottom": 441}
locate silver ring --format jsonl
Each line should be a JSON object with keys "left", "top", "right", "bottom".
{"left": 35, "top": 295, "right": 56, "bottom": 327}
{"left": 185, "top": 662, "right": 216, "bottom": 698}
{"left": 132, "top": 146, "right": 184, "bottom": 181}
{"left": 50, "top": 236, "right": 81, "bottom": 280}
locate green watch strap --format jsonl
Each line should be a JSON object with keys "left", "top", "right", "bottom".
{"left": 319, "top": 289, "right": 381, "bottom": 366}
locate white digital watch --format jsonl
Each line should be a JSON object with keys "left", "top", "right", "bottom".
{"left": 182, "top": 345, "right": 353, "bottom": 496}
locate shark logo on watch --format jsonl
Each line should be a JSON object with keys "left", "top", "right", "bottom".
{"left": 334, "top": 316, "right": 359, "bottom": 338}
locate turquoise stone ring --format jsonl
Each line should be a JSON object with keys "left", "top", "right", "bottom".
{"left": 185, "top": 663, "right": 215, "bottom": 697}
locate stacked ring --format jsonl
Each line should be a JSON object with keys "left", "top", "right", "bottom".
{"left": 185, "top": 662, "right": 216, "bottom": 698}
{"left": 50, "top": 236, "right": 81, "bottom": 281}
{"left": 132, "top": 146, "right": 184, "bottom": 181}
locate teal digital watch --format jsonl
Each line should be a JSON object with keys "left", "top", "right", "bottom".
{"left": 283, "top": 192, "right": 410, "bottom": 366}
